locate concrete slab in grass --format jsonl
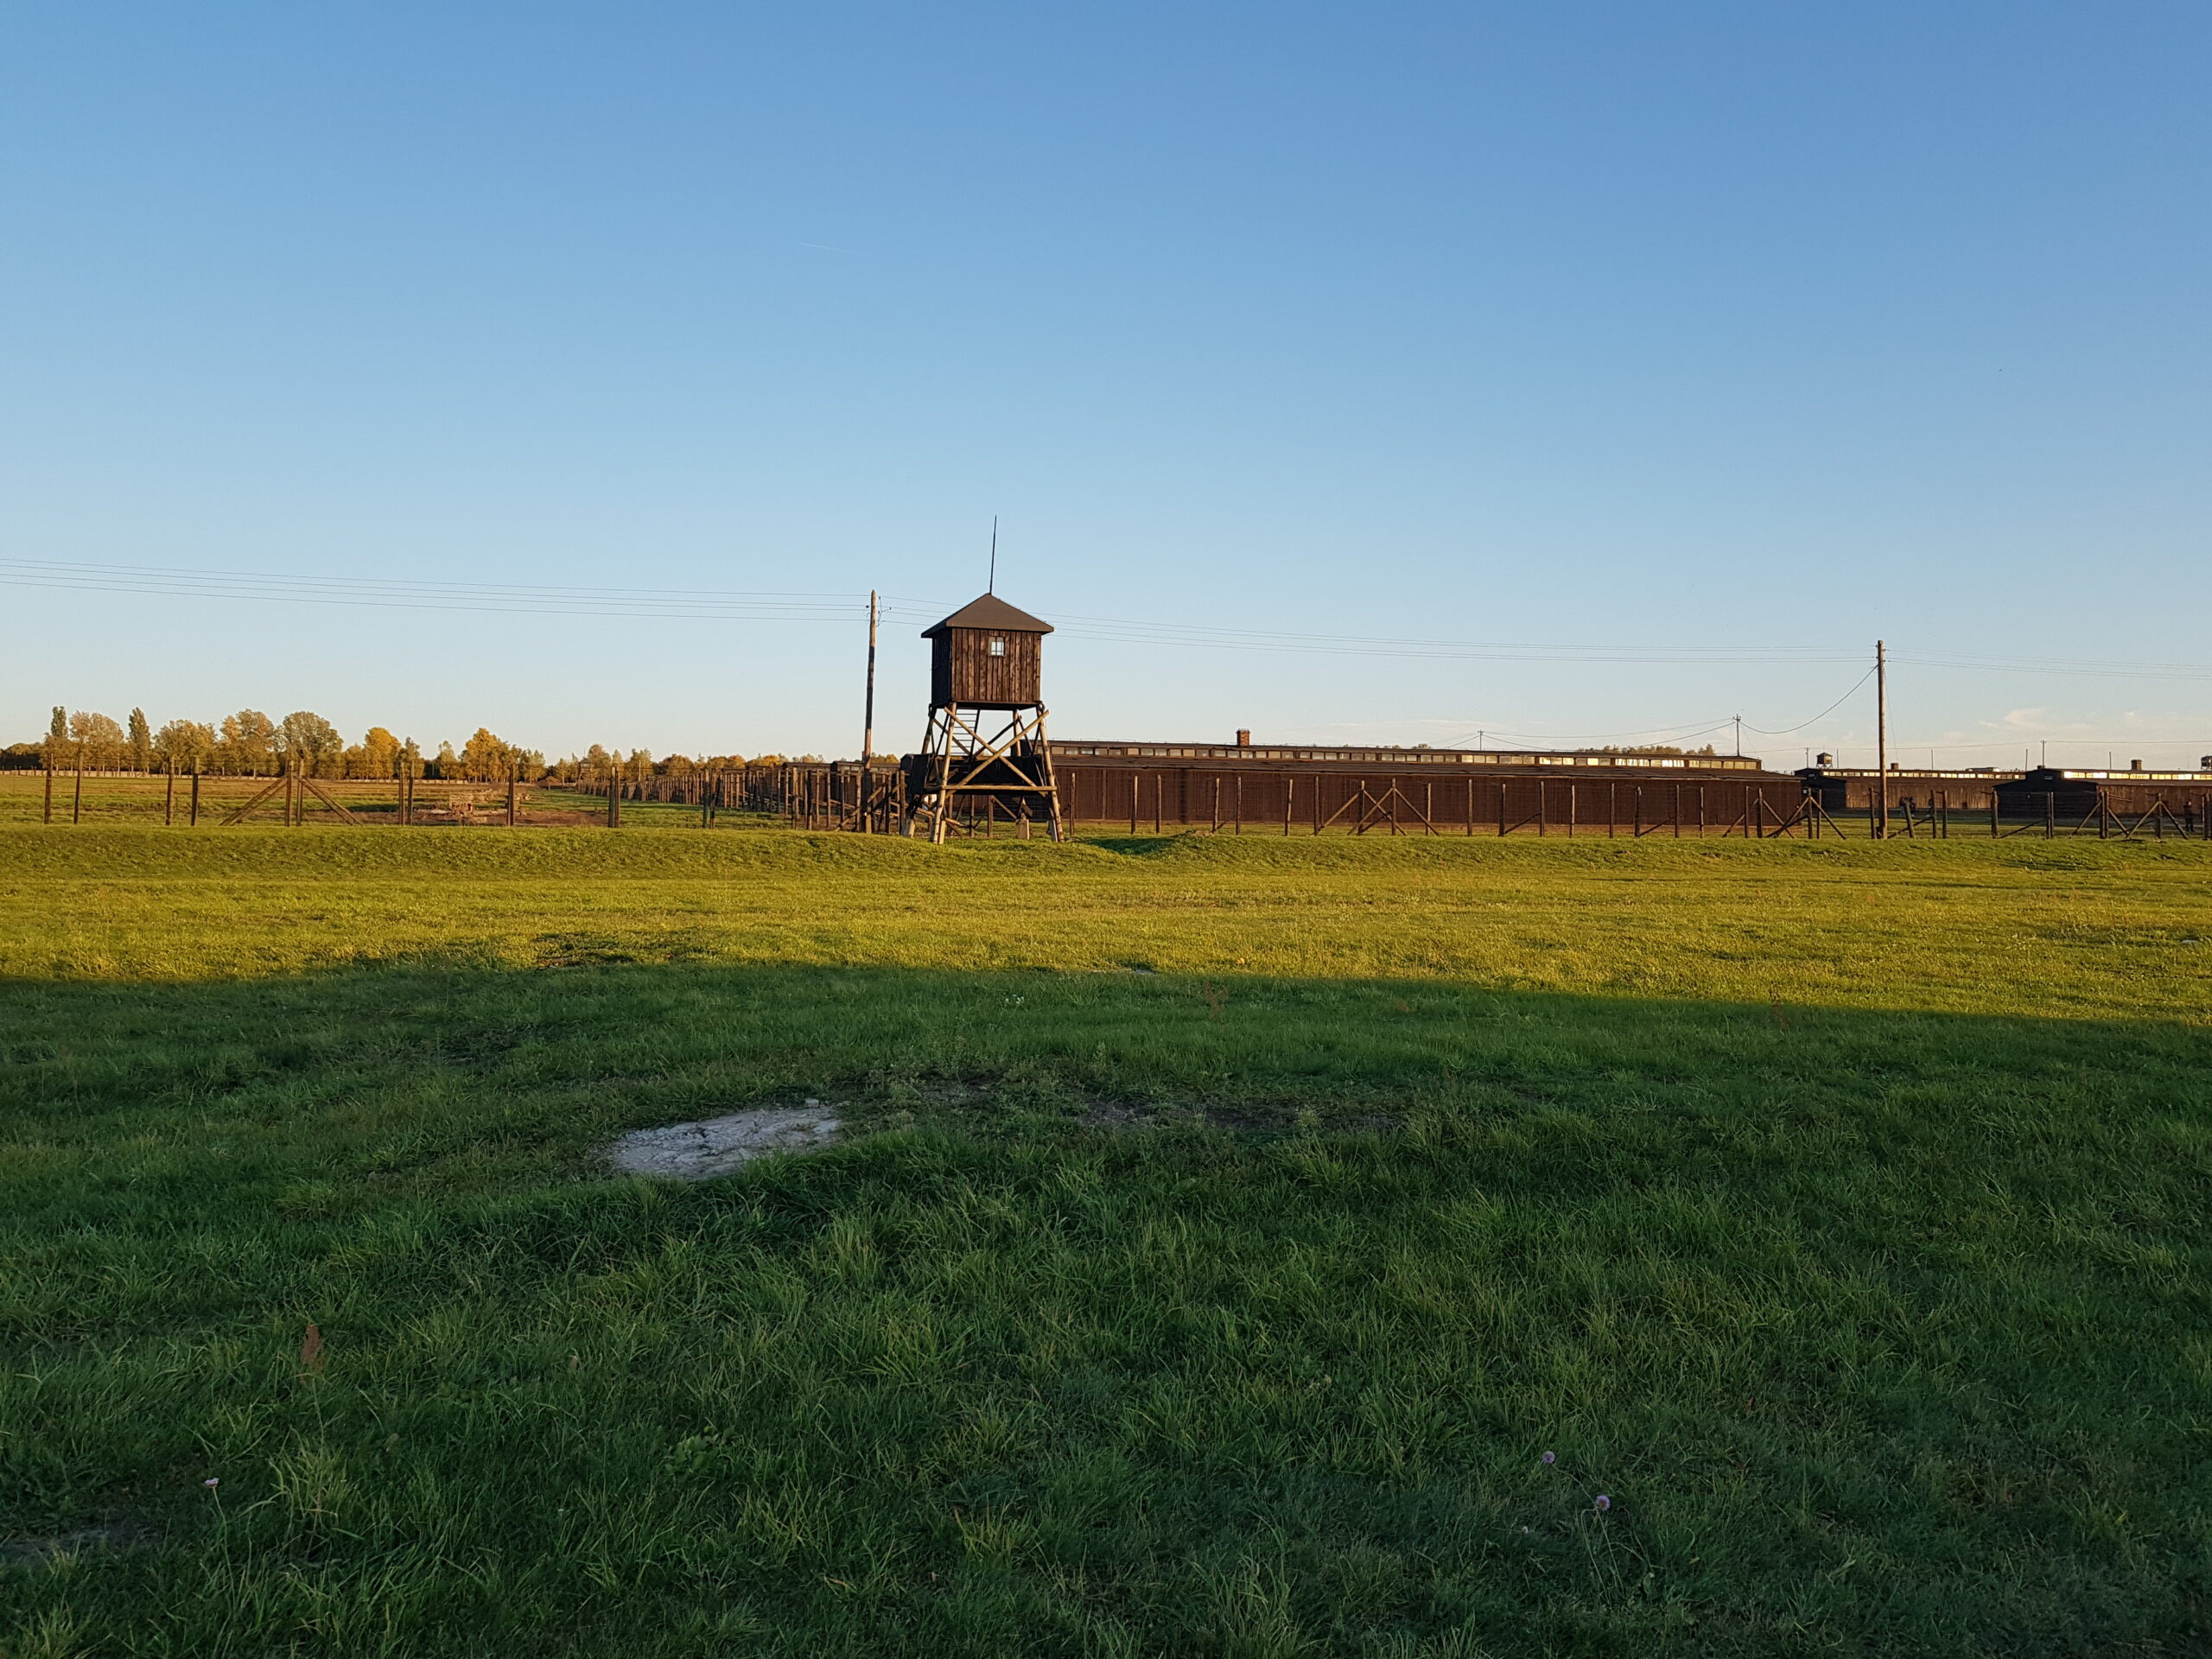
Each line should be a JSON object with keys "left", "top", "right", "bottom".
{"left": 609, "top": 1104, "right": 842, "bottom": 1181}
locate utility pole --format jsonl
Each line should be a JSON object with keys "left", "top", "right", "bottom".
{"left": 859, "top": 590, "right": 880, "bottom": 833}
{"left": 1874, "top": 639, "right": 1889, "bottom": 840}
{"left": 1733, "top": 715, "right": 1742, "bottom": 757}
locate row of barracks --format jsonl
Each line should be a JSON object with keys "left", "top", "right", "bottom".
{"left": 897, "top": 588, "right": 2212, "bottom": 837}
{"left": 1048, "top": 737, "right": 1802, "bottom": 835}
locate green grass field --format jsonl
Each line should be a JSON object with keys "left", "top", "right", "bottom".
{"left": 3, "top": 827, "right": 2209, "bottom": 1656}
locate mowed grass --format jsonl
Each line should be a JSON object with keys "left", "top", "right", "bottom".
{"left": 3, "top": 828, "right": 2209, "bottom": 1657}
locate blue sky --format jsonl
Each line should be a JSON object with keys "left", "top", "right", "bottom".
{"left": 3, "top": 3, "right": 2208, "bottom": 766}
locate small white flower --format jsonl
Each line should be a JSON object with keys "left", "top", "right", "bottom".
{"left": 202, "top": 1477, "right": 220, "bottom": 1489}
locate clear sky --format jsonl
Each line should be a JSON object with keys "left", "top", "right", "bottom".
{"left": 3, "top": 3, "right": 2208, "bottom": 768}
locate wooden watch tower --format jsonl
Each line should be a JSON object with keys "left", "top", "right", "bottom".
{"left": 908, "top": 593, "right": 1064, "bottom": 842}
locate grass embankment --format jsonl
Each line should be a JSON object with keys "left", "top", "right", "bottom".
{"left": 3, "top": 830, "right": 2209, "bottom": 1656}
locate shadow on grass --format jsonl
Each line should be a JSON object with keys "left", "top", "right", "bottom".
{"left": 3, "top": 962, "right": 2209, "bottom": 1657}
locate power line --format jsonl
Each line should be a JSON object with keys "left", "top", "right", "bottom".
{"left": 0, "top": 559, "right": 868, "bottom": 622}
{"left": 10, "top": 556, "right": 2212, "bottom": 683}
{"left": 1419, "top": 665, "right": 1878, "bottom": 753}
{"left": 1743, "top": 665, "right": 1880, "bottom": 735}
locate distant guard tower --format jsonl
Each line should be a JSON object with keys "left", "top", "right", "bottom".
{"left": 908, "top": 594, "right": 1063, "bottom": 842}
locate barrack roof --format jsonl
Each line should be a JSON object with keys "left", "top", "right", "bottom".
{"left": 922, "top": 593, "right": 1053, "bottom": 639}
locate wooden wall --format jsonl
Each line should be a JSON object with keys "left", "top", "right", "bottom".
{"left": 1057, "top": 764, "right": 1810, "bottom": 834}
{"left": 931, "top": 627, "right": 1043, "bottom": 708}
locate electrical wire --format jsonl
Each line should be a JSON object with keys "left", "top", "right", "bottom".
{"left": 1741, "top": 665, "right": 1879, "bottom": 735}
{"left": 0, "top": 559, "right": 868, "bottom": 622}
{"left": 877, "top": 595, "right": 1860, "bottom": 666}
{"left": 9, "top": 556, "right": 2212, "bottom": 683}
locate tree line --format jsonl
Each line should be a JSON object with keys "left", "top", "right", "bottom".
{"left": 6, "top": 708, "right": 779, "bottom": 781}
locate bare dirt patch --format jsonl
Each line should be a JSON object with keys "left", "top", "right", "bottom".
{"left": 608, "top": 1104, "right": 842, "bottom": 1180}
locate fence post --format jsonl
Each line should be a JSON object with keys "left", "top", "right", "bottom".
{"left": 73, "top": 749, "right": 85, "bottom": 823}
{"left": 165, "top": 762, "right": 175, "bottom": 826}
{"left": 509, "top": 779, "right": 518, "bottom": 827}
{"left": 190, "top": 769, "right": 200, "bottom": 827}
{"left": 43, "top": 763, "right": 53, "bottom": 824}
{"left": 2045, "top": 791, "right": 2055, "bottom": 838}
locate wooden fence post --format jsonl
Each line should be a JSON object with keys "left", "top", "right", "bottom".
{"left": 190, "top": 770, "right": 200, "bottom": 827}
{"left": 73, "top": 750, "right": 85, "bottom": 824}
{"left": 43, "top": 764, "right": 53, "bottom": 824}
{"left": 165, "top": 762, "right": 176, "bottom": 826}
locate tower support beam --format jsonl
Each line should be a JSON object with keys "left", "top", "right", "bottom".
{"left": 908, "top": 702, "right": 1064, "bottom": 843}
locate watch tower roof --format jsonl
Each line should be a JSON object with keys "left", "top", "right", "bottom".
{"left": 921, "top": 594, "right": 1053, "bottom": 639}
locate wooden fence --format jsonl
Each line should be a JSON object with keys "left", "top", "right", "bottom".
{"left": 25, "top": 760, "right": 2204, "bottom": 840}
